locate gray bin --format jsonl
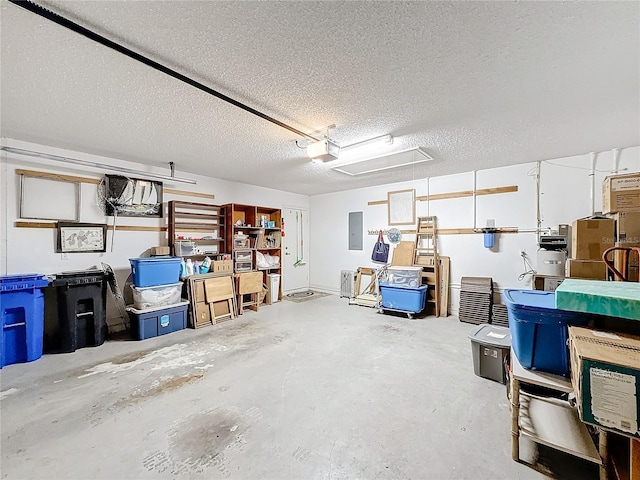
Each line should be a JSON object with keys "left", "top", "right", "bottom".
{"left": 469, "top": 324, "right": 511, "bottom": 384}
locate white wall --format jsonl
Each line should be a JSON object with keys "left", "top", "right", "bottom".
{"left": 309, "top": 147, "right": 640, "bottom": 315}
{"left": 1, "top": 138, "right": 309, "bottom": 329}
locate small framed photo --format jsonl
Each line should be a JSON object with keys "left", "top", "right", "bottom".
{"left": 57, "top": 222, "right": 107, "bottom": 253}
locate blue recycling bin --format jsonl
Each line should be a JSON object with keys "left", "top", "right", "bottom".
{"left": 0, "top": 274, "right": 49, "bottom": 368}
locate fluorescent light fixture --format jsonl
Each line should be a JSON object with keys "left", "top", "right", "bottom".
{"left": 332, "top": 147, "right": 433, "bottom": 176}
{"left": 1, "top": 146, "right": 197, "bottom": 184}
{"left": 341, "top": 134, "right": 393, "bottom": 152}
{"left": 307, "top": 139, "right": 340, "bottom": 162}
{"left": 338, "top": 134, "right": 393, "bottom": 162}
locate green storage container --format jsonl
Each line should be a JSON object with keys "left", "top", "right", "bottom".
{"left": 555, "top": 279, "right": 640, "bottom": 321}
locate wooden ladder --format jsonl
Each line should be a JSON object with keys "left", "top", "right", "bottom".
{"left": 414, "top": 216, "right": 440, "bottom": 317}
{"left": 414, "top": 216, "right": 438, "bottom": 263}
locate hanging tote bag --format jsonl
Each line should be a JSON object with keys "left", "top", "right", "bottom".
{"left": 371, "top": 230, "right": 390, "bottom": 263}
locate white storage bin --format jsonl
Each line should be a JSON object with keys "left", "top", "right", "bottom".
{"left": 131, "top": 282, "right": 183, "bottom": 310}
{"left": 235, "top": 251, "right": 252, "bottom": 262}
{"left": 386, "top": 266, "right": 422, "bottom": 287}
{"left": 175, "top": 241, "right": 197, "bottom": 256}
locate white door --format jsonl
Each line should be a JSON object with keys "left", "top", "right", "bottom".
{"left": 282, "top": 207, "right": 309, "bottom": 293}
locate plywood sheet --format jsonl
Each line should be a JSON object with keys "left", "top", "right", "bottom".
{"left": 195, "top": 302, "right": 212, "bottom": 327}
{"left": 439, "top": 256, "right": 450, "bottom": 317}
{"left": 205, "top": 276, "right": 234, "bottom": 302}
{"left": 238, "top": 271, "right": 263, "bottom": 295}
{"left": 391, "top": 241, "right": 415, "bottom": 266}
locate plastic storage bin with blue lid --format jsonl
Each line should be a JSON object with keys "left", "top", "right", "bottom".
{"left": 129, "top": 257, "right": 182, "bottom": 287}
{"left": 126, "top": 301, "right": 188, "bottom": 340}
{"left": 504, "top": 289, "right": 592, "bottom": 376}
{"left": 1, "top": 274, "right": 49, "bottom": 368}
{"left": 379, "top": 284, "right": 428, "bottom": 313}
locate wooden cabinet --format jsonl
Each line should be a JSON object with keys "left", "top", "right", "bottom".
{"left": 224, "top": 203, "right": 282, "bottom": 302}
{"left": 168, "top": 201, "right": 226, "bottom": 260}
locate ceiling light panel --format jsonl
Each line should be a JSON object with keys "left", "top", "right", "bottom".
{"left": 339, "top": 134, "right": 393, "bottom": 162}
{"left": 332, "top": 147, "right": 433, "bottom": 176}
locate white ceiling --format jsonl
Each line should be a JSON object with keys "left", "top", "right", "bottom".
{"left": 1, "top": 1, "right": 639, "bottom": 195}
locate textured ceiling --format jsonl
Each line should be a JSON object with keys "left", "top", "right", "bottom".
{"left": 1, "top": 1, "right": 639, "bottom": 195}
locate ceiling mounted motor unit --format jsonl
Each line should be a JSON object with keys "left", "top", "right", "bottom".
{"left": 307, "top": 139, "right": 340, "bottom": 162}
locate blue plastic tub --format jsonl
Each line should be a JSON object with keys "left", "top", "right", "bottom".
{"left": 0, "top": 274, "right": 49, "bottom": 368}
{"left": 126, "top": 301, "right": 188, "bottom": 340}
{"left": 380, "top": 284, "right": 427, "bottom": 312}
{"left": 129, "top": 257, "right": 181, "bottom": 287}
{"left": 504, "top": 289, "right": 592, "bottom": 376}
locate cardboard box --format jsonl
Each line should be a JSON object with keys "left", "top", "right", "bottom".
{"left": 566, "top": 259, "right": 607, "bottom": 280}
{"left": 151, "top": 246, "right": 170, "bottom": 256}
{"left": 610, "top": 245, "right": 640, "bottom": 281}
{"left": 532, "top": 274, "right": 565, "bottom": 291}
{"left": 569, "top": 326, "right": 640, "bottom": 438}
{"left": 571, "top": 217, "right": 615, "bottom": 260}
{"left": 612, "top": 211, "right": 640, "bottom": 244}
{"left": 628, "top": 266, "right": 639, "bottom": 282}
{"left": 613, "top": 242, "right": 640, "bottom": 267}
{"left": 603, "top": 172, "right": 640, "bottom": 214}
{"left": 212, "top": 260, "right": 233, "bottom": 273}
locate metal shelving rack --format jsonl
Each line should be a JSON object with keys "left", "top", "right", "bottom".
{"left": 510, "top": 350, "right": 604, "bottom": 478}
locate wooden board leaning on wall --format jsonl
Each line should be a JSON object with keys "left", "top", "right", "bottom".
{"left": 15, "top": 168, "right": 215, "bottom": 231}
{"left": 367, "top": 227, "right": 519, "bottom": 236}
{"left": 368, "top": 185, "right": 519, "bottom": 235}
{"left": 15, "top": 169, "right": 214, "bottom": 199}
{"left": 368, "top": 185, "right": 518, "bottom": 205}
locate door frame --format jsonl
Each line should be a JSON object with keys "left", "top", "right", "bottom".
{"left": 281, "top": 205, "right": 310, "bottom": 294}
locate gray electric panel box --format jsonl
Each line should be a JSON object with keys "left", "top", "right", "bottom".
{"left": 348, "top": 211, "right": 363, "bottom": 250}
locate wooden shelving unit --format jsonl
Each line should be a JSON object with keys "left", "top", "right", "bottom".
{"left": 224, "top": 203, "right": 282, "bottom": 302}
{"left": 168, "top": 201, "right": 226, "bottom": 260}
{"left": 255, "top": 206, "right": 282, "bottom": 274}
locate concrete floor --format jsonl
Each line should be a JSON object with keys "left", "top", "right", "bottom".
{"left": 1, "top": 294, "right": 598, "bottom": 479}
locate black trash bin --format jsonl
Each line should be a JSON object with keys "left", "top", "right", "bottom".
{"left": 51, "top": 270, "right": 107, "bottom": 353}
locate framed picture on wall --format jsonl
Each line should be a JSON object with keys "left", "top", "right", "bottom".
{"left": 57, "top": 222, "right": 107, "bottom": 253}
{"left": 103, "top": 174, "right": 163, "bottom": 217}
{"left": 387, "top": 189, "right": 415, "bottom": 225}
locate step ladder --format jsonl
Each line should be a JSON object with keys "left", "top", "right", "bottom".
{"left": 414, "top": 216, "right": 438, "bottom": 264}
{"left": 414, "top": 216, "right": 440, "bottom": 317}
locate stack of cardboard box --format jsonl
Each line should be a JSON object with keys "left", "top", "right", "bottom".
{"left": 566, "top": 172, "right": 640, "bottom": 281}
{"left": 602, "top": 172, "right": 640, "bottom": 281}
{"left": 568, "top": 216, "right": 614, "bottom": 279}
